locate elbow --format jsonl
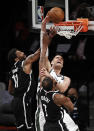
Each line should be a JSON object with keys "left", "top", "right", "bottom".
{"left": 8, "top": 87, "right": 14, "bottom": 95}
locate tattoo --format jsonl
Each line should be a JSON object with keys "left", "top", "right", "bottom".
{"left": 26, "top": 49, "right": 40, "bottom": 63}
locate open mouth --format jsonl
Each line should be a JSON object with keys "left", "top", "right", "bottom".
{"left": 57, "top": 61, "right": 61, "bottom": 64}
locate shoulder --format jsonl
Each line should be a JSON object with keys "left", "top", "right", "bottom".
{"left": 64, "top": 76, "right": 71, "bottom": 82}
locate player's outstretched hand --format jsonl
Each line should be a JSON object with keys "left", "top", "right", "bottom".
{"left": 41, "top": 16, "right": 50, "bottom": 32}
{"left": 40, "top": 68, "right": 51, "bottom": 78}
{"left": 49, "top": 26, "right": 57, "bottom": 38}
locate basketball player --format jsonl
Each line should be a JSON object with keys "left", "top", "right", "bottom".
{"left": 36, "top": 16, "right": 80, "bottom": 131}
{"left": 8, "top": 48, "right": 40, "bottom": 131}
{"left": 40, "top": 76, "right": 74, "bottom": 131}
{"left": 38, "top": 18, "right": 74, "bottom": 131}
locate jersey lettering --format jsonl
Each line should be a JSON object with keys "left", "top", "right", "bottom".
{"left": 12, "top": 74, "right": 18, "bottom": 88}
{"left": 43, "top": 104, "right": 48, "bottom": 117}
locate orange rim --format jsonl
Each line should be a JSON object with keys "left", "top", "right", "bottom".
{"left": 54, "top": 18, "right": 88, "bottom": 32}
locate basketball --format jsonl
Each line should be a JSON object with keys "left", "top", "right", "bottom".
{"left": 47, "top": 7, "right": 64, "bottom": 23}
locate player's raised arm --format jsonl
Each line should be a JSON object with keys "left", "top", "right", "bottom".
{"left": 40, "top": 17, "right": 57, "bottom": 72}
{"left": 21, "top": 48, "right": 40, "bottom": 74}
{"left": 39, "top": 16, "right": 50, "bottom": 78}
{"left": 39, "top": 16, "right": 57, "bottom": 82}
{"left": 24, "top": 48, "right": 40, "bottom": 65}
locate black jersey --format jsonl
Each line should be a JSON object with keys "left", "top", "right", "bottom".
{"left": 40, "top": 89, "right": 64, "bottom": 131}
{"left": 40, "top": 88, "right": 63, "bottom": 122}
{"left": 9, "top": 60, "right": 36, "bottom": 97}
{"left": 9, "top": 60, "right": 36, "bottom": 129}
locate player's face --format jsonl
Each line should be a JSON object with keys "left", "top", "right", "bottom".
{"left": 16, "top": 50, "right": 26, "bottom": 60}
{"left": 51, "top": 55, "right": 64, "bottom": 69}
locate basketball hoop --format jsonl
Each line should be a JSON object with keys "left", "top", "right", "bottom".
{"left": 54, "top": 18, "right": 88, "bottom": 39}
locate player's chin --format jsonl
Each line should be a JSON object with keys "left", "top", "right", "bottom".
{"left": 57, "top": 62, "right": 62, "bottom": 65}
{"left": 56, "top": 64, "right": 62, "bottom": 68}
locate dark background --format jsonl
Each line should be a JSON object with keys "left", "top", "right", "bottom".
{"left": 1, "top": 0, "right": 94, "bottom": 87}
{"left": 0, "top": 0, "right": 94, "bottom": 130}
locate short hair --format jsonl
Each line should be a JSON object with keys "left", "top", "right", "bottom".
{"left": 53, "top": 53, "right": 64, "bottom": 60}
{"left": 42, "top": 77, "right": 53, "bottom": 91}
{"left": 51, "top": 53, "right": 64, "bottom": 63}
{"left": 8, "top": 48, "right": 17, "bottom": 64}
{"left": 55, "top": 52, "right": 63, "bottom": 57}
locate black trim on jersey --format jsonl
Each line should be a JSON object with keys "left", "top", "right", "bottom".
{"left": 42, "top": 88, "right": 59, "bottom": 94}
{"left": 61, "top": 121, "right": 69, "bottom": 131}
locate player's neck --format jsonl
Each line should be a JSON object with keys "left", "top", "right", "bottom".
{"left": 53, "top": 68, "right": 61, "bottom": 75}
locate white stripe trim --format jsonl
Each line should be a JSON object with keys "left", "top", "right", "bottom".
{"left": 52, "top": 93, "right": 57, "bottom": 100}
{"left": 14, "top": 61, "right": 18, "bottom": 66}
{"left": 58, "top": 119, "right": 64, "bottom": 131}
{"left": 60, "top": 111, "right": 64, "bottom": 119}
{"left": 21, "top": 61, "right": 24, "bottom": 67}
{"left": 23, "top": 74, "right": 32, "bottom": 129}
{"left": 43, "top": 88, "right": 59, "bottom": 93}
{"left": 17, "top": 124, "right": 24, "bottom": 129}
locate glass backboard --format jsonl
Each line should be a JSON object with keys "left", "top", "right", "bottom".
{"left": 29, "top": 0, "right": 94, "bottom": 32}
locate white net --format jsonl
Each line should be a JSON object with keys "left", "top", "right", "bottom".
{"left": 54, "top": 23, "right": 83, "bottom": 39}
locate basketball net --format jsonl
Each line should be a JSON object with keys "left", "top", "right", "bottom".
{"left": 54, "top": 18, "right": 88, "bottom": 39}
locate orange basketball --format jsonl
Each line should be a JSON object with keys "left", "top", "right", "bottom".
{"left": 47, "top": 7, "right": 64, "bottom": 23}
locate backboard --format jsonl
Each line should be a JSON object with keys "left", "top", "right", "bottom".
{"left": 29, "top": 0, "right": 94, "bottom": 33}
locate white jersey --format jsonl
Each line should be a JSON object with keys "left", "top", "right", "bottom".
{"left": 63, "top": 110, "right": 79, "bottom": 131}
{"left": 35, "top": 69, "right": 79, "bottom": 131}
{"left": 50, "top": 69, "right": 64, "bottom": 83}
{"left": 35, "top": 81, "right": 45, "bottom": 131}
